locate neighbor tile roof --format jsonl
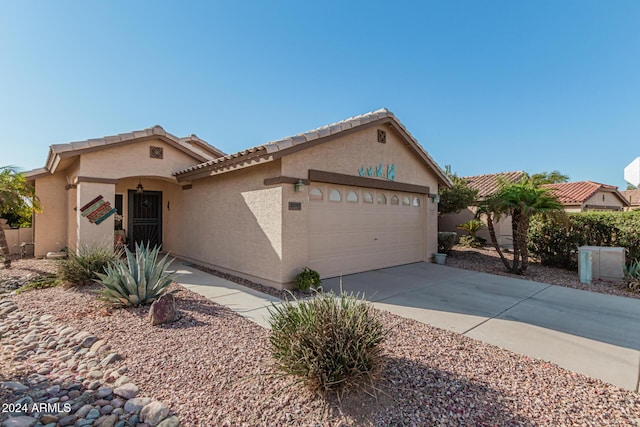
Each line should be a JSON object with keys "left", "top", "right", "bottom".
{"left": 621, "top": 189, "right": 640, "bottom": 206}
{"left": 463, "top": 171, "right": 526, "bottom": 198}
{"left": 174, "top": 108, "right": 450, "bottom": 186}
{"left": 541, "top": 181, "right": 619, "bottom": 204}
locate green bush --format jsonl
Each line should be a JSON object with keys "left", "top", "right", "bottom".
{"left": 268, "top": 291, "right": 388, "bottom": 394}
{"left": 96, "top": 243, "right": 176, "bottom": 307}
{"left": 294, "top": 267, "right": 322, "bottom": 291}
{"left": 58, "top": 245, "right": 122, "bottom": 286}
{"left": 459, "top": 235, "right": 486, "bottom": 248}
{"left": 529, "top": 211, "right": 640, "bottom": 269}
{"left": 437, "top": 232, "right": 457, "bottom": 254}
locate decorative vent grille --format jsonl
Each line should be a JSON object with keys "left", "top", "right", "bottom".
{"left": 377, "top": 129, "right": 386, "bottom": 143}
{"left": 150, "top": 146, "right": 164, "bottom": 159}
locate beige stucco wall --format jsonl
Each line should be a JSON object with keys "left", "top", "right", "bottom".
{"left": 76, "top": 182, "right": 116, "bottom": 251}
{"left": 3, "top": 228, "right": 33, "bottom": 255}
{"left": 439, "top": 208, "right": 514, "bottom": 247}
{"left": 78, "top": 139, "right": 204, "bottom": 180}
{"left": 34, "top": 174, "right": 69, "bottom": 256}
{"left": 583, "top": 191, "right": 625, "bottom": 211}
{"left": 170, "top": 161, "right": 285, "bottom": 286}
{"left": 279, "top": 125, "right": 440, "bottom": 283}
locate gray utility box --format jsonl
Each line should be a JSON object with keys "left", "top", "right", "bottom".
{"left": 578, "top": 246, "right": 625, "bottom": 283}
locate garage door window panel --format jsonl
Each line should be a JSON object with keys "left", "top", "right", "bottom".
{"left": 402, "top": 195, "right": 410, "bottom": 206}
{"left": 329, "top": 189, "right": 342, "bottom": 202}
{"left": 310, "top": 187, "right": 323, "bottom": 201}
{"left": 363, "top": 191, "right": 374, "bottom": 204}
{"left": 347, "top": 190, "right": 358, "bottom": 203}
{"left": 413, "top": 197, "right": 421, "bottom": 207}
{"left": 390, "top": 195, "right": 399, "bottom": 205}
{"left": 377, "top": 193, "right": 387, "bottom": 204}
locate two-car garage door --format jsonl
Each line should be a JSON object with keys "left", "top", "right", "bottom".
{"left": 308, "top": 183, "right": 426, "bottom": 278}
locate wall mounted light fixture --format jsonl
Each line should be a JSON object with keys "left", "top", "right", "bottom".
{"left": 136, "top": 179, "right": 144, "bottom": 193}
{"left": 430, "top": 193, "right": 440, "bottom": 203}
{"left": 294, "top": 179, "right": 306, "bottom": 192}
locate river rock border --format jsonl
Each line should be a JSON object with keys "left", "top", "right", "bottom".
{"left": 0, "top": 298, "right": 179, "bottom": 427}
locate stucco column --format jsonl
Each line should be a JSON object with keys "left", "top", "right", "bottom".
{"left": 280, "top": 183, "right": 309, "bottom": 287}
{"left": 426, "top": 195, "right": 438, "bottom": 260}
{"left": 76, "top": 182, "right": 116, "bottom": 252}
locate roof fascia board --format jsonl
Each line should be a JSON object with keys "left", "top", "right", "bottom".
{"left": 308, "top": 169, "right": 431, "bottom": 194}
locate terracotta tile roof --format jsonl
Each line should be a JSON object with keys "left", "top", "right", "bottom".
{"left": 174, "top": 108, "right": 451, "bottom": 186}
{"left": 621, "top": 189, "right": 640, "bottom": 206}
{"left": 462, "top": 171, "right": 526, "bottom": 198}
{"left": 541, "top": 181, "right": 620, "bottom": 204}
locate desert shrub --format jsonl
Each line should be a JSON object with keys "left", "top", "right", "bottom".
{"left": 294, "top": 267, "right": 322, "bottom": 291}
{"left": 437, "top": 232, "right": 457, "bottom": 254}
{"left": 459, "top": 235, "right": 486, "bottom": 248}
{"left": 96, "top": 243, "right": 176, "bottom": 307}
{"left": 529, "top": 211, "right": 640, "bottom": 269}
{"left": 268, "top": 291, "right": 388, "bottom": 394}
{"left": 624, "top": 260, "right": 640, "bottom": 292}
{"left": 16, "top": 274, "right": 59, "bottom": 294}
{"left": 58, "top": 245, "right": 122, "bottom": 286}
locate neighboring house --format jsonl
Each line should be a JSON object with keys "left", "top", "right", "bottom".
{"left": 541, "top": 181, "right": 629, "bottom": 212}
{"left": 439, "top": 171, "right": 525, "bottom": 247}
{"left": 25, "top": 108, "right": 450, "bottom": 289}
{"left": 621, "top": 189, "right": 640, "bottom": 211}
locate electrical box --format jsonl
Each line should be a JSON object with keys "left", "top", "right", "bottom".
{"left": 578, "top": 246, "right": 625, "bottom": 282}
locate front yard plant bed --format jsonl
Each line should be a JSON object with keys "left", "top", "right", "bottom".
{"left": 2, "top": 264, "right": 638, "bottom": 426}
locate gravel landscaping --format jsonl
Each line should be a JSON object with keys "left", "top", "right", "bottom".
{"left": 447, "top": 245, "right": 639, "bottom": 299}
{"left": 2, "top": 258, "right": 639, "bottom": 426}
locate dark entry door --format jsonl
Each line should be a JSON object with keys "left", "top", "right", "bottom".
{"left": 128, "top": 190, "right": 162, "bottom": 250}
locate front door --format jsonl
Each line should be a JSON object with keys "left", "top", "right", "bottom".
{"left": 128, "top": 190, "right": 162, "bottom": 250}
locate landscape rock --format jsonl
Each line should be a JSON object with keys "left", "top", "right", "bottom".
{"left": 156, "top": 415, "right": 180, "bottom": 427}
{"left": 0, "top": 291, "right": 179, "bottom": 427}
{"left": 100, "top": 353, "right": 123, "bottom": 367}
{"left": 2, "top": 381, "right": 28, "bottom": 393}
{"left": 123, "top": 397, "right": 152, "bottom": 414}
{"left": 148, "top": 293, "right": 180, "bottom": 326}
{"left": 100, "top": 414, "right": 118, "bottom": 427}
{"left": 113, "top": 383, "right": 138, "bottom": 399}
{"left": 140, "top": 401, "right": 170, "bottom": 426}
{"left": 1, "top": 416, "right": 37, "bottom": 427}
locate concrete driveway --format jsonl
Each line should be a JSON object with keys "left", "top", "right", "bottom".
{"left": 322, "top": 262, "right": 640, "bottom": 392}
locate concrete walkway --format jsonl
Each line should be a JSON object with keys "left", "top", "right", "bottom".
{"left": 171, "top": 261, "right": 640, "bottom": 392}
{"left": 170, "top": 263, "right": 280, "bottom": 328}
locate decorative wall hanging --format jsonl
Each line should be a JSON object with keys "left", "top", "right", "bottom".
{"left": 80, "top": 195, "right": 118, "bottom": 225}
{"left": 358, "top": 163, "right": 396, "bottom": 181}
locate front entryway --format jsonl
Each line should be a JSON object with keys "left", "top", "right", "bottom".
{"left": 128, "top": 190, "right": 162, "bottom": 250}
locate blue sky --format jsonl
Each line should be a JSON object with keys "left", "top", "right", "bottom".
{"left": 1, "top": 1, "right": 638, "bottom": 188}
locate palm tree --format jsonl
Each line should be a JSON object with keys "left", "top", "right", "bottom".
{"left": 478, "top": 177, "right": 563, "bottom": 274}
{"left": 0, "top": 166, "right": 40, "bottom": 268}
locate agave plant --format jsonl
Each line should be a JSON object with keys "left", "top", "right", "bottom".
{"left": 96, "top": 243, "right": 176, "bottom": 307}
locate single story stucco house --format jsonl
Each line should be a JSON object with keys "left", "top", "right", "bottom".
{"left": 25, "top": 108, "right": 450, "bottom": 289}
{"left": 541, "top": 181, "right": 629, "bottom": 212}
